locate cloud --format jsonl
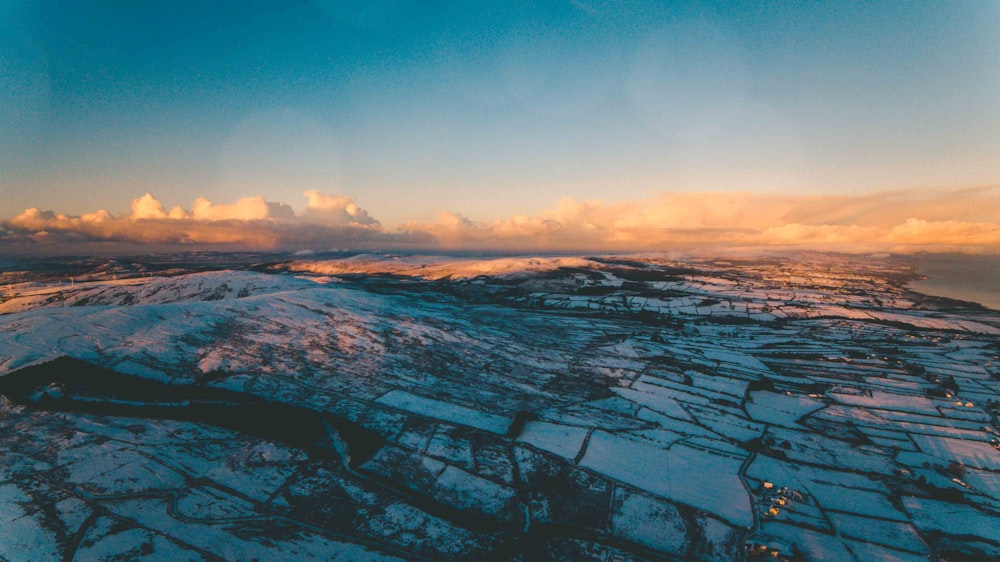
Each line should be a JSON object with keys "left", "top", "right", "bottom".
{"left": 3, "top": 187, "right": 999, "bottom": 254}
{"left": 189, "top": 196, "right": 295, "bottom": 221}
{"left": 131, "top": 193, "right": 170, "bottom": 219}
{"left": 761, "top": 223, "right": 882, "bottom": 245}
{"left": 401, "top": 187, "right": 1000, "bottom": 253}
{"left": 1, "top": 191, "right": 414, "bottom": 253}
{"left": 887, "top": 218, "right": 1000, "bottom": 246}
{"left": 302, "top": 190, "right": 379, "bottom": 226}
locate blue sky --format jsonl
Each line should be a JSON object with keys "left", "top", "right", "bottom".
{"left": 2, "top": 0, "right": 999, "bottom": 233}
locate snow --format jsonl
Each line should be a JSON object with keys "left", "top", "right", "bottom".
{"left": 828, "top": 390, "right": 941, "bottom": 414}
{"left": 175, "top": 487, "right": 259, "bottom": 520}
{"left": 579, "top": 431, "right": 752, "bottom": 527}
{"left": 909, "top": 433, "right": 1000, "bottom": 470}
{"left": 610, "top": 487, "right": 689, "bottom": 555}
{"left": 57, "top": 443, "right": 186, "bottom": 495}
{"left": 846, "top": 540, "right": 935, "bottom": 562}
{"left": 359, "top": 502, "right": 483, "bottom": 557}
{"left": 765, "top": 426, "right": 896, "bottom": 474}
{"left": 866, "top": 310, "right": 1000, "bottom": 335}
{"left": 961, "top": 467, "right": 1000, "bottom": 500}
{"left": 758, "top": 522, "right": 855, "bottom": 561}
{"left": 745, "top": 391, "right": 826, "bottom": 427}
{"left": 141, "top": 438, "right": 303, "bottom": 503}
{"left": 375, "top": 390, "right": 510, "bottom": 435}
{"left": 54, "top": 496, "right": 93, "bottom": 538}
{"left": 685, "top": 405, "right": 764, "bottom": 443}
{"left": 288, "top": 254, "right": 602, "bottom": 280}
{"left": 432, "top": 465, "right": 516, "bottom": 518}
{"left": 0, "top": 270, "right": 309, "bottom": 314}
{"left": 0, "top": 483, "right": 61, "bottom": 562}
{"left": 805, "top": 480, "right": 907, "bottom": 521}
{"left": 109, "top": 496, "right": 406, "bottom": 561}
{"left": 3, "top": 252, "right": 1000, "bottom": 559}
{"left": 747, "top": 455, "right": 886, "bottom": 494}
{"left": 74, "top": 516, "right": 210, "bottom": 562}
{"left": 611, "top": 385, "right": 693, "bottom": 421}
{"left": 425, "top": 425, "right": 474, "bottom": 469}
{"left": 828, "top": 513, "right": 928, "bottom": 554}
{"left": 700, "top": 348, "right": 771, "bottom": 376}
{"left": 517, "top": 421, "right": 589, "bottom": 460}
{"left": 903, "top": 496, "right": 1000, "bottom": 544}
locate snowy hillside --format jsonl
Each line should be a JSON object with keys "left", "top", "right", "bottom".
{"left": 1, "top": 252, "right": 999, "bottom": 561}
{"left": 285, "top": 254, "right": 604, "bottom": 280}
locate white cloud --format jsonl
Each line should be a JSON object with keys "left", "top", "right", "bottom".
{"left": 3, "top": 187, "right": 999, "bottom": 254}
{"left": 189, "top": 196, "right": 295, "bottom": 221}
{"left": 2, "top": 191, "right": 402, "bottom": 252}
{"left": 401, "top": 187, "right": 1000, "bottom": 252}
{"left": 131, "top": 193, "right": 169, "bottom": 219}
{"left": 302, "top": 190, "right": 379, "bottom": 226}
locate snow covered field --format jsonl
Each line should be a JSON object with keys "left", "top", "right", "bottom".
{"left": 1, "top": 252, "right": 998, "bottom": 561}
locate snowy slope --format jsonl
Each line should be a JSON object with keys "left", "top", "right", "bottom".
{"left": 1, "top": 253, "right": 999, "bottom": 561}
{"left": 286, "top": 253, "right": 602, "bottom": 280}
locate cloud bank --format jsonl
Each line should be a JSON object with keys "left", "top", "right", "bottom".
{"left": 1, "top": 192, "right": 418, "bottom": 252}
{"left": 2, "top": 187, "right": 999, "bottom": 255}
{"left": 400, "top": 187, "right": 1000, "bottom": 253}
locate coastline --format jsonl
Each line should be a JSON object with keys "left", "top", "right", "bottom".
{"left": 903, "top": 253, "right": 1000, "bottom": 311}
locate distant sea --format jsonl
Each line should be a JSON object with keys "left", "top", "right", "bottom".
{"left": 904, "top": 254, "right": 1000, "bottom": 311}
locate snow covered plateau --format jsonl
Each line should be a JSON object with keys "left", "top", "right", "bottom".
{"left": 1, "top": 252, "right": 998, "bottom": 561}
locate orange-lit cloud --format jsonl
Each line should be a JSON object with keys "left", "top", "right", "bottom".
{"left": 302, "top": 190, "right": 379, "bottom": 226}
{"left": 190, "top": 196, "right": 295, "bottom": 221}
{"left": 400, "top": 187, "right": 1000, "bottom": 252}
{"left": 887, "top": 218, "right": 1000, "bottom": 246}
{"left": 131, "top": 193, "right": 173, "bottom": 220}
{"left": 1, "top": 192, "right": 415, "bottom": 252}
{"left": 3, "top": 187, "right": 999, "bottom": 254}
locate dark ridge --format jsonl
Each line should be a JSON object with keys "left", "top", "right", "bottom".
{"left": 589, "top": 256, "right": 697, "bottom": 273}
{"left": 0, "top": 357, "right": 383, "bottom": 468}
{"left": 247, "top": 260, "right": 293, "bottom": 273}
{"left": 506, "top": 410, "right": 538, "bottom": 438}
{"left": 912, "top": 292, "right": 990, "bottom": 313}
{"left": 599, "top": 266, "right": 690, "bottom": 283}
